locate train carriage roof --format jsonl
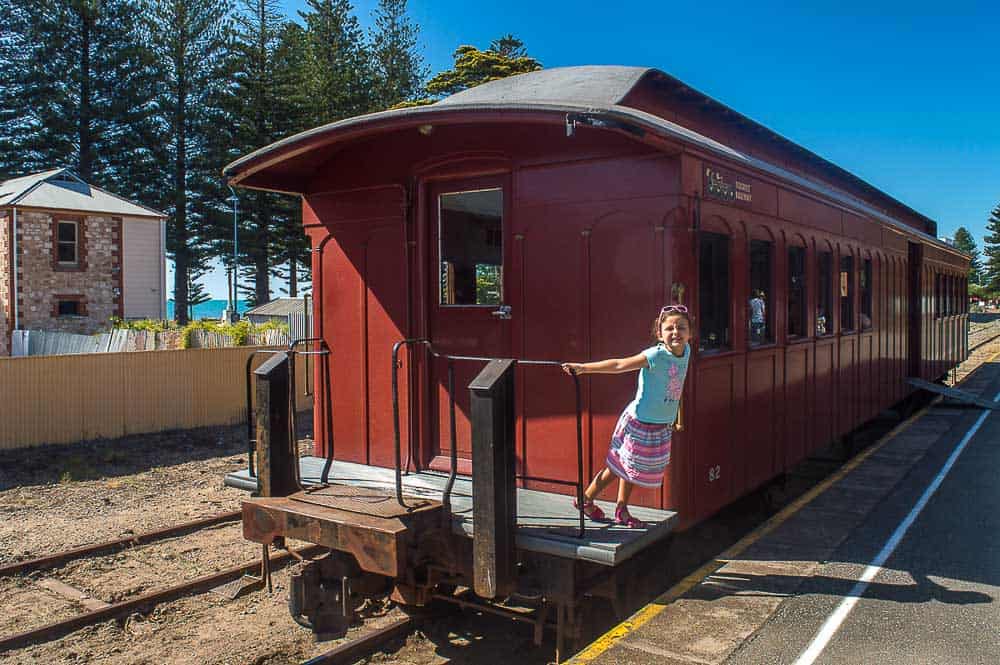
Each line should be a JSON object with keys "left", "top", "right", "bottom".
{"left": 224, "top": 66, "right": 962, "bottom": 258}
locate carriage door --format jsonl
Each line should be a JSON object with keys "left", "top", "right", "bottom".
{"left": 426, "top": 176, "right": 514, "bottom": 472}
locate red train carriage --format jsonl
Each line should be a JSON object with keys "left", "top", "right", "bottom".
{"left": 223, "top": 66, "right": 969, "bottom": 654}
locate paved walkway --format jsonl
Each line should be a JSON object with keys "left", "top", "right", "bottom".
{"left": 572, "top": 355, "right": 1000, "bottom": 665}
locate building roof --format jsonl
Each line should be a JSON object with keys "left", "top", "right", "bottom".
{"left": 244, "top": 297, "right": 311, "bottom": 317}
{"left": 223, "top": 66, "right": 957, "bottom": 257}
{"left": 0, "top": 168, "right": 165, "bottom": 219}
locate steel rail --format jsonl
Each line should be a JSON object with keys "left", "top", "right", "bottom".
{"left": 0, "top": 510, "right": 242, "bottom": 578}
{"left": 0, "top": 545, "right": 323, "bottom": 654}
{"left": 299, "top": 615, "right": 413, "bottom": 665}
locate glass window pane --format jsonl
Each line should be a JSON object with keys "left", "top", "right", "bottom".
{"left": 58, "top": 300, "right": 79, "bottom": 316}
{"left": 58, "top": 222, "right": 76, "bottom": 242}
{"left": 58, "top": 242, "right": 76, "bottom": 263}
{"left": 439, "top": 189, "right": 503, "bottom": 306}
{"left": 788, "top": 246, "right": 807, "bottom": 337}
{"left": 749, "top": 239, "right": 773, "bottom": 344}
{"left": 699, "top": 231, "right": 729, "bottom": 351}
{"left": 840, "top": 254, "right": 854, "bottom": 331}
{"left": 817, "top": 251, "right": 832, "bottom": 335}
{"left": 860, "top": 259, "right": 873, "bottom": 329}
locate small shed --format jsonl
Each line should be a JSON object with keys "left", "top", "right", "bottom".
{"left": 0, "top": 169, "right": 166, "bottom": 355}
{"left": 243, "top": 298, "right": 312, "bottom": 339}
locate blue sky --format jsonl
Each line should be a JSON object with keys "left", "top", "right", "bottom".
{"left": 195, "top": 0, "right": 1000, "bottom": 300}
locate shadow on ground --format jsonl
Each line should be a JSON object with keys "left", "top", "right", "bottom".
{"left": 0, "top": 409, "right": 313, "bottom": 491}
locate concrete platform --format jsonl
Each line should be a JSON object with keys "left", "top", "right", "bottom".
{"left": 573, "top": 355, "right": 1000, "bottom": 664}
{"left": 226, "top": 457, "right": 678, "bottom": 567}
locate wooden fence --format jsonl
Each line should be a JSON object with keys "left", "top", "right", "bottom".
{"left": 0, "top": 346, "right": 312, "bottom": 450}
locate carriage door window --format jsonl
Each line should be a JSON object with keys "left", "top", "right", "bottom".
{"left": 439, "top": 189, "right": 503, "bottom": 306}
{"left": 788, "top": 246, "right": 807, "bottom": 338}
{"left": 749, "top": 239, "right": 773, "bottom": 345}
{"left": 840, "top": 254, "right": 855, "bottom": 331}
{"left": 817, "top": 251, "right": 832, "bottom": 335}
{"left": 699, "top": 231, "right": 730, "bottom": 351}
{"left": 860, "top": 258, "right": 873, "bottom": 329}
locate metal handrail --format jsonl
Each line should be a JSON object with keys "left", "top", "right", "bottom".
{"left": 287, "top": 338, "right": 332, "bottom": 491}
{"left": 391, "top": 338, "right": 586, "bottom": 537}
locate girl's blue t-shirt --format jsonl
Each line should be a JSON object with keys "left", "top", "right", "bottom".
{"left": 626, "top": 343, "right": 690, "bottom": 424}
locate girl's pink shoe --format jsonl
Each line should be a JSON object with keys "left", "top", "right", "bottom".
{"left": 614, "top": 505, "right": 646, "bottom": 528}
{"left": 574, "top": 498, "right": 606, "bottom": 521}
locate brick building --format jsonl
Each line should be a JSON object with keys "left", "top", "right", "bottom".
{"left": 0, "top": 169, "right": 166, "bottom": 355}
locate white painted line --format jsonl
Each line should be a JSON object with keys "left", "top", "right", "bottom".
{"left": 792, "top": 390, "right": 1000, "bottom": 665}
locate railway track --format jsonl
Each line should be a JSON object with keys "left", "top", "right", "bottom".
{"left": 0, "top": 510, "right": 323, "bottom": 655}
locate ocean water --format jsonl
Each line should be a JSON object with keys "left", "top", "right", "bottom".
{"left": 165, "top": 299, "right": 249, "bottom": 321}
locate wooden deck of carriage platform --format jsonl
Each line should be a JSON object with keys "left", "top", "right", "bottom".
{"left": 226, "top": 458, "right": 678, "bottom": 567}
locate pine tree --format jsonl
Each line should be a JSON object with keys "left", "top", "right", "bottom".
{"left": 300, "top": 0, "right": 372, "bottom": 125}
{"left": 984, "top": 205, "right": 1000, "bottom": 293}
{"left": 0, "top": 0, "right": 158, "bottom": 191}
{"left": 425, "top": 35, "right": 542, "bottom": 98}
{"left": 368, "top": 0, "right": 427, "bottom": 110}
{"left": 146, "top": 0, "right": 235, "bottom": 324}
{"left": 952, "top": 227, "right": 982, "bottom": 285}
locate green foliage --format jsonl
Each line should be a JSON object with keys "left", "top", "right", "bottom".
{"left": 983, "top": 205, "right": 1000, "bottom": 292}
{"left": 109, "top": 317, "right": 177, "bottom": 333}
{"left": 369, "top": 0, "right": 428, "bottom": 110}
{"left": 425, "top": 36, "right": 542, "bottom": 98}
{"left": 953, "top": 227, "right": 982, "bottom": 285}
{"left": 177, "top": 318, "right": 287, "bottom": 348}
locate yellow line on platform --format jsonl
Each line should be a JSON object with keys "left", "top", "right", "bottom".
{"left": 569, "top": 393, "right": 944, "bottom": 664}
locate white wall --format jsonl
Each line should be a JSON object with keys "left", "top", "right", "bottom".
{"left": 122, "top": 218, "right": 165, "bottom": 319}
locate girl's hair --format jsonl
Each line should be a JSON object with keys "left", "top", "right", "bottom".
{"left": 651, "top": 306, "right": 692, "bottom": 340}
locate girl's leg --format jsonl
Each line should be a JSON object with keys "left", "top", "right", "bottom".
{"left": 616, "top": 477, "right": 635, "bottom": 506}
{"left": 584, "top": 467, "right": 616, "bottom": 501}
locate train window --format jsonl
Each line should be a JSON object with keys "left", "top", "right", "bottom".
{"left": 817, "top": 251, "right": 833, "bottom": 335}
{"left": 934, "top": 274, "right": 942, "bottom": 318}
{"left": 840, "top": 254, "right": 854, "bottom": 331}
{"left": 860, "top": 259, "right": 873, "bottom": 329}
{"left": 438, "top": 189, "right": 503, "bottom": 306}
{"left": 788, "top": 246, "right": 807, "bottom": 337}
{"left": 699, "top": 231, "right": 730, "bottom": 351}
{"left": 749, "top": 240, "right": 773, "bottom": 345}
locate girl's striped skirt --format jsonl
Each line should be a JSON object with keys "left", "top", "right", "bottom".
{"left": 606, "top": 410, "right": 672, "bottom": 488}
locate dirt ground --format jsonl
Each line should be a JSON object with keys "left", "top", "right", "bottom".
{"left": 0, "top": 422, "right": 557, "bottom": 665}
{"left": 2, "top": 338, "right": 998, "bottom": 664}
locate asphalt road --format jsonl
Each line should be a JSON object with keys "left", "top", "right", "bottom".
{"left": 729, "top": 401, "right": 1000, "bottom": 665}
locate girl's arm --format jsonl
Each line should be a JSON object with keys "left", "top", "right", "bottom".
{"left": 561, "top": 352, "right": 648, "bottom": 376}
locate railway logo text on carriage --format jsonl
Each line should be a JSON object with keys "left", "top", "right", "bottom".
{"left": 704, "top": 164, "right": 753, "bottom": 205}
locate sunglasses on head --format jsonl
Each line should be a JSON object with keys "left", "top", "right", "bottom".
{"left": 661, "top": 305, "right": 689, "bottom": 314}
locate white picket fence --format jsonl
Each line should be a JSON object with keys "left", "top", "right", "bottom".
{"left": 11, "top": 327, "right": 290, "bottom": 357}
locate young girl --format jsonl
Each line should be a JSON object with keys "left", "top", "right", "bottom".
{"left": 561, "top": 305, "right": 692, "bottom": 528}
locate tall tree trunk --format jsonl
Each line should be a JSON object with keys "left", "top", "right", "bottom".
{"left": 173, "top": 82, "right": 189, "bottom": 324}
{"left": 78, "top": 8, "right": 94, "bottom": 181}
{"left": 288, "top": 253, "right": 298, "bottom": 297}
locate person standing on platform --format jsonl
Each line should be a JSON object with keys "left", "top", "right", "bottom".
{"left": 561, "top": 305, "right": 692, "bottom": 528}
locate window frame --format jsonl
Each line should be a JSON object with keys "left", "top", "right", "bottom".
{"left": 860, "top": 256, "right": 873, "bottom": 330}
{"left": 839, "top": 251, "right": 855, "bottom": 333}
{"left": 698, "top": 229, "right": 732, "bottom": 353}
{"left": 787, "top": 243, "right": 808, "bottom": 340}
{"left": 748, "top": 237, "right": 775, "bottom": 347}
{"left": 57, "top": 220, "right": 79, "bottom": 265}
{"left": 816, "top": 248, "right": 834, "bottom": 337}
{"left": 436, "top": 187, "right": 504, "bottom": 308}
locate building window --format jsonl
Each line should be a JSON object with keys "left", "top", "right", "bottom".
{"left": 56, "top": 299, "right": 83, "bottom": 317}
{"left": 749, "top": 239, "right": 773, "bottom": 345}
{"left": 57, "top": 221, "right": 79, "bottom": 264}
{"left": 788, "top": 246, "right": 807, "bottom": 338}
{"left": 817, "top": 251, "right": 832, "bottom": 335}
{"left": 860, "top": 258, "right": 873, "bottom": 329}
{"left": 699, "top": 231, "right": 730, "bottom": 351}
{"left": 840, "top": 254, "right": 854, "bottom": 331}
{"left": 439, "top": 189, "right": 503, "bottom": 306}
